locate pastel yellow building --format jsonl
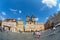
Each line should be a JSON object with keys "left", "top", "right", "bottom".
{"left": 35, "top": 23, "right": 44, "bottom": 31}
{"left": 16, "top": 20, "right": 24, "bottom": 32}
{"left": 25, "top": 15, "right": 45, "bottom": 32}
{"left": 2, "top": 19, "right": 17, "bottom": 32}
{"left": 25, "top": 23, "right": 44, "bottom": 31}
{"left": 1, "top": 15, "right": 45, "bottom": 32}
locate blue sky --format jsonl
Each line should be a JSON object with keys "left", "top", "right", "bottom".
{"left": 0, "top": 0, "right": 60, "bottom": 23}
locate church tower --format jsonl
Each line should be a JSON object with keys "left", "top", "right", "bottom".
{"left": 31, "top": 14, "right": 35, "bottom": 24}
{"left": 26, "top": 15, "right": 30, "bottom": 24}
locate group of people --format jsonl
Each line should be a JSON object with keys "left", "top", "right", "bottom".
{"left": 33, "top": 27, "right": 56, "bottom": 39}
{"left": 0, "top": 27, "right": 9, "bottom": 32}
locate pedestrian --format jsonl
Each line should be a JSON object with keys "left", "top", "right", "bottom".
{"left": 35, "top": 31, "right": 40, "bottom": 39}
{"left": 53, "top": 27, "right": 56, "bottom": 33}
{"left": 3, "top": 27, "right": 5, "bottom": 31}
{"left": 33, "top": 31, "right": 35, "bottom": 35}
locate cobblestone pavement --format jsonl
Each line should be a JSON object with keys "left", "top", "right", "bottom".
{"left": 0, "top": 27, "right": 60, "bottom": 40}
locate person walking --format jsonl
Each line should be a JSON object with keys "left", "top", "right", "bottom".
{"left": 36, "top": 31, "right": 40, "bottom": 39}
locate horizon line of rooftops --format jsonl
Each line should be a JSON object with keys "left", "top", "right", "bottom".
{"left": 0, "top": 14, "right": 37, "bottom": 21}
{"left": 0, "top": 15, "right": 44, "bottom": 24}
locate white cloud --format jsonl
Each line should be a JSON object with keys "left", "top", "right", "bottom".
{"left": 19, "top": 10, "right": 22, "bottom": 13}
{"left": 57, "top": 3, "right": 60, "bottom": 11}
{"left": 42, "top": 0, "right": 57, "bottom": 8}
{"left": 1, "top": 12, "right": 6, "bottom": 15}
{"left": 10, "top": 8, "right": 17, "bottom": 12}
{"left": 10, "top": 8, "right": 17, "bottom": 14}
{"left": 17, "top": 18, "right": 21, "bottom": 20}
{"left": 0, "top": 16, "right": 5, "bottom": 21}
{"left": 10, "top": 9, "right": 22, "bottom": 14}
{"left": 46, "top": 17, "right": 49, "bottom": 20}
{"left": 34, "top": 18, "right": 39, "bottom": 21}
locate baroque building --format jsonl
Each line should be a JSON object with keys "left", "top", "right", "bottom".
{"left": 16, "top": 19, "right": 24, "bottom": 32}
{"left": 2, "top": 19, "right": 17, "bottom": 32}
{"left": 26, "top": 15, "right": 35, "bottom": 24}
{"left": 2, "top": 18, "right": 24, "bottom": 32}
{"left": 25, "top": 15, "right": 45, "bottom": 32}
{"left": 1, "top": 15, "right": 45, "bottom": 32}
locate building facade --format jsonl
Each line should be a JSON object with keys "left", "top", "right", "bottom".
{"left": 1, "top": 15, "right": 45, "bottom": 32}
{"left": 2, "top": 19, "right": 17, "bottom": 32}
{"left": 16, "top": 20, "right": 24, "bottom": 32}
{"left": 25, "top": 15, "right": 45, "bottom": 32}
{"left": 25, "top": 23, "right": 44, "bottom": 31}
